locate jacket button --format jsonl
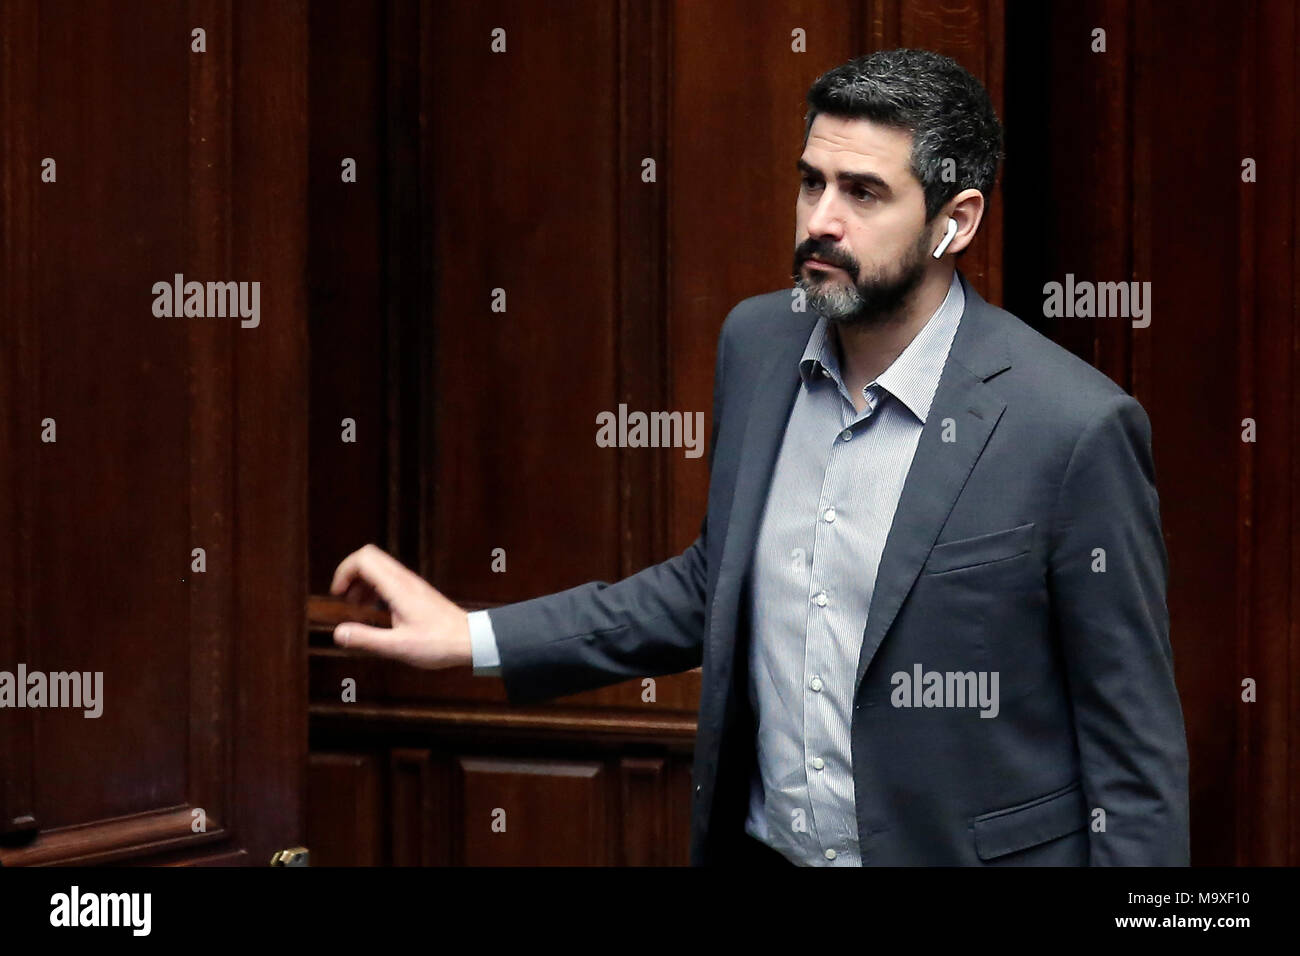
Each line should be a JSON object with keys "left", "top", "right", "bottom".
{"left": 695, "top": 785, "right": 702, "bottom": 795}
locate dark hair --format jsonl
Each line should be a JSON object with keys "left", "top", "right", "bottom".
{"left": 803, "top": 49, "right": 1003, "bottom": 222}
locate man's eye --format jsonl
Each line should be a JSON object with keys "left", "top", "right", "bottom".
{"left": 801, "top": 176, "right": 823, "bottom": 191}
{"left": 851, "top": 186, "right": 875, "bottom": 202}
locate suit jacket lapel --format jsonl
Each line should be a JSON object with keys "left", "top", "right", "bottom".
{"left": 852, "top": 272, "right": 1013, "bottom": 696}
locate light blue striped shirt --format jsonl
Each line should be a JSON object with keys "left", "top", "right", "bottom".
{"left": 469, "top": 272, "right": 964, "bottom": 866}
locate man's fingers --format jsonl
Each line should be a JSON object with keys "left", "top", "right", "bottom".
{"left": 343, "top": 578, "right": 378, "bottom": 606}
{"left": 329, "top": 546, "right": 376, "bottom": 596}
{"left": 330, "top": 544, "right": 414, "bottom": 607}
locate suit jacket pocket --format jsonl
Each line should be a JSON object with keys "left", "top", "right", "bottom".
{"left": 922, "top": 521, "right": 1035, "bottom": 574}
{"left": 972, "top": 780, "right": 1087, "bottom": 860}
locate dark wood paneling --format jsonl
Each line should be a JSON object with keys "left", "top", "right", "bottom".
{"left": 32, "top": 0, "right": 192, "bottom": 830}
{"left": 1, "top": 0, "right": 308, "bottom": 866}
{"left": 616, "top": 0, "right": 672, "bottom": 576}
{"left": 1134, "top": 0, "right": 1244, "bottom": 868}
{"left": 389, "top": 748, "right": 450, "bottom": 865}
{"left": 307, "top": 753, "right": 382, "bottom": 866}
{"left": 619, "top": 756, "right": 668, "bottom": 866}
{"left": 457, "top": 756, "right": 607, "bottom": 866}
{"left": 428, "top": 1, "right": 622, "bottom": 603}
{"left": 1233, "top": 0, "right": 1300, "bottom": 867}
{"left": 187, "top": 0, "right": 237, "bottom": 863}
{"left": 228, "top": 0, "right": 311, "bottom": 868}
{"left": 307, "top": 0, "right": 389, "bottom": 594}
{"left": 0, "top": 0, "right": 39, "bottom": 841}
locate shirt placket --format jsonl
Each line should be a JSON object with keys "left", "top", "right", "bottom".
{"left": 802, "top": 377, "right": 879, "bottom": 864}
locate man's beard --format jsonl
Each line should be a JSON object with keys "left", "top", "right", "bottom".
{"left": 792, "top": 230, "right": 931, "bottom": 327}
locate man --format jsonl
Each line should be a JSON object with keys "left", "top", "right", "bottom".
{"left": 331, "top": 49, "right": 1190, "bottom": 867}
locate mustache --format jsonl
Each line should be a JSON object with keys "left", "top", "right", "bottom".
{"left": 793, "top": 240, "right": 859, "bottom": 275}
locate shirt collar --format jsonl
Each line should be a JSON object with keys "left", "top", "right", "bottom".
{"left": 798, "top": 270, "right": 964, "bottom": 425}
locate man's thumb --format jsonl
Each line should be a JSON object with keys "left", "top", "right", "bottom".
{"left": 334, "top": 622, "right": 394, "bottom": 654}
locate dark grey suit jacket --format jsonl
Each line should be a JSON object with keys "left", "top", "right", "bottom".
{"left": 489, "top": 270, "right": 1191, "bottom": 866}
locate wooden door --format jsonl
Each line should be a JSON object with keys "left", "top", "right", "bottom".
{"left": 0, "top": 0, "right": 309, "bottom": 866}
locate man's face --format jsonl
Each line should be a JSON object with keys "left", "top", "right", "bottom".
{"left": 793, "top": 114, "right": 933, "bottom": 326}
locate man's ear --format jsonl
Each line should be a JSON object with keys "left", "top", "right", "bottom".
{"left": 943, "top": 189, "right": 986, "bottom": 256}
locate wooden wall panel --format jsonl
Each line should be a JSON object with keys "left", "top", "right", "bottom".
{"left": 457, "top": 757, "right": 607, "bottom": 866}
{"left": 0, "top": 0, "right": 40, "bottom": 842}
{"left": 309, "top": 742, "right": 693, "bottom": 866}
{"left": 427, "top": 2, "right": 621, "bottom": 604}
{"left": 228, "top": 0, "right": 311, "bottom": 869}
{"left": 615, "top": 0, "right": 673, "bottom": 576}
{"left": 618, "top": 756, "right": 669, "bottom": 866}
{"left": 187, "top": 0, "right": 238, "bottom": 866}
{"left": 307, "top": 753, "right": 383, "bottom": 866}
{"left": 1233, "top": 0, "right": 1300, "bottom": 867}
{"left": 307, "top": 0, "right": 389, "bottom": 595}
{"left": 30, "top": 0, "right": 192, "bottom": 830}
{"left": 1, "top": 0, "right": 309, "bottom": 866}
{"left": 1132, "top": 0, "right": 1245, "bottom": 867}
{"left": 389, "top": 747, "right": 451, "bottom": 866}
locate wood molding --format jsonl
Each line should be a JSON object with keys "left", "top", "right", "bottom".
{"left": 0, "top": 807, "right": 228, "bottom": 866}
{"left": 0, "top": 0, "right": 39, "bottom": 841}
{"left": 228, "top": 0, "right": 310, "bottom": 866}
{"left": 187, "top": 0, "right": 237, "bottom": 862}
{"left": 617, "top": 0, "right": 672, "bottom": 576}
{"left": 1234, "top": 0, "right": 1299, "bottom": 866}
{"left": 311, "top": 702, "right": 698, "bottom": 741}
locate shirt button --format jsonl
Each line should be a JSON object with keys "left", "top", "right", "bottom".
{"left": 810, "top": 676, "right": 823, "bottom": 692}
{"left": 813, "top": 591, "right": 828, "bottom": 607}
{"left": 811, "top": 757, "right": 825, "bottom": 770}
{"left": 840, "top": 429, "right": 852, "bottom": 441}
{"left": 822, "top": 507, "right": 836, "bottom": 523}
{"left": 824, "top": 848, "right": 837, "bottom": 860}
{"left": 821, "top": 369, "right": 832, "bottom": 379}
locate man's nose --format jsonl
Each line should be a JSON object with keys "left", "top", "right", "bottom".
{"left": 805, "top": 190, "right": 843, "bottom": 240}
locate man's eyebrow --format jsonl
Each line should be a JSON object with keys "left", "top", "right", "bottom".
{"left": 796, "top": 158, "right": 893, "bottom": 196}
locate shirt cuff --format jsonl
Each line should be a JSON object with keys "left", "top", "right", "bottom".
{"left": 467, "top": 609, "right": 502, "bottom": 677}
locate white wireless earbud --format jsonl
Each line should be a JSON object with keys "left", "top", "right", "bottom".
{"left": 932, "top": 217, "right": 958, "bottom": 258}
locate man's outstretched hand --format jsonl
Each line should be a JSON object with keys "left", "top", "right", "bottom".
{"left": 329, "top": 543, "right": 473, "bottom": 670}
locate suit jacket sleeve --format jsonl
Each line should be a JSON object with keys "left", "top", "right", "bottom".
{"left": 487, "top": 321, "right": 730, "bottom": 707}
{"left": 1048, "top": 393, "right": 1190, "bottom": 865}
